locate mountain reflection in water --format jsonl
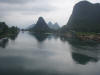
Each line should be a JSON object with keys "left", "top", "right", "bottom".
{"left": 0, "top": 32, "right": 100, "bottom": 75}
{"left": 72, "top": 52, "right": 98, "bottom": 65}
{"left": 29, "top": 33, "right": 49, "bottom": 42}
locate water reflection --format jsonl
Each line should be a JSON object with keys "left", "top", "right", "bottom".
{"left": 0, "top": 33, "right": 19, "bottom": 48}
{"left": 60, "top": 36, "right": 100, "bottom": 65}
{"left": 0, "top": 32, "right": 100, "bottom": 75}
{"left": 0, "top": 38, "right": 8, "bottom": 48}
{"left": 30, "top": 33, "right": 49, "bottom": 42}
{"left": 60, "top": 36, "right": 99, "bottom": 47}
{"left": 9, "top": 34, "right": 18, "bottom": 40}
{"left": 72, "top": 52, "right": 98, "bottom": 65}
{"left": 60, "top": 36, "right": 100, "bottom": 51}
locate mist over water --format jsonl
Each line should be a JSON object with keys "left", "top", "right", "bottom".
{"left": 0, "top": 32, "right": 100, "bottom": 75}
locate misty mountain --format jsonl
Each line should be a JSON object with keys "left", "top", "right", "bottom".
{"left": 53, "top": 23, "right": 60, "bottom": 30}
{"left": 29, "top": 24, "right": 35, "bottom": 29}
{"left": 48, "top": 22, "right": 53, "bottom": 29}
{"left": 61, "top": 1, "right": 100, "bottom": 33}
{"left": 30, "top": 17, "right": 51, "bottom": 33}
{"left": 48, "top": 22, "right": 60, "bottom": 30}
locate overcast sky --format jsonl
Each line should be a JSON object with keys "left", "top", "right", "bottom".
{"left": 0, "top": 0, "right": 100, "bottom": 28}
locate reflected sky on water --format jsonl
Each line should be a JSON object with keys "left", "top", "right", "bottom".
{"left": 0, "top": 32, "right": 100, "bottom": 75}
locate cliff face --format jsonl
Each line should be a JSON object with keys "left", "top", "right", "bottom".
{"left": 63, "top": 1, "right": 100, "bottom": 33}
{"left": 31, "top": 17, "right": 51, "bottom": 33}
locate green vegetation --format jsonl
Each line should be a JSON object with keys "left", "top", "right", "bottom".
{"left": 0, "top": 22, "right": 20, "bottom": 39}
{"left": 60, "top": 1, "right": 100, "bottom": 33}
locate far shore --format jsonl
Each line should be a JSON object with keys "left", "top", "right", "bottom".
{"left": 60, "top": 32, "right": 100, "bottom": 41}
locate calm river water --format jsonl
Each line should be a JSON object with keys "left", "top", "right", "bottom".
{"left": 0, "top": 32, "right": 100, "bottom": 75}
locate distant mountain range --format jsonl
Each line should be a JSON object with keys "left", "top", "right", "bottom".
{"left": 61, "top": 1, "right": 100, "bottom": 33}
{"left": 29, "top": 1, "right": 100, "bottom": 33}
{"left": 28, "top": 24, "right": 35, "bottom": 29}
{"left": 29, "top": 17, "right": 60, "bottom": 33}
{"left": 48, "top": 22, "right": 60, "bottom": 30}
{"left": 30, "top": 17, "right": 51, "bottom": 33}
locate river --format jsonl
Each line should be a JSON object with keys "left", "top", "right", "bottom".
{"left": 0, "top": 32, "right": 100, "bottom": 75}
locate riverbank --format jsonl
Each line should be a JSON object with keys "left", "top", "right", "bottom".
{"left": 60, "top": 32, "right": 100, "bottom": 41}
{"left": 76, "top": 32, "right": 100, "bottom": 41}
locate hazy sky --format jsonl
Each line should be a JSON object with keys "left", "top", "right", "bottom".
{"left": 0, "top": 0, "right": 100, "bottom": 28}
